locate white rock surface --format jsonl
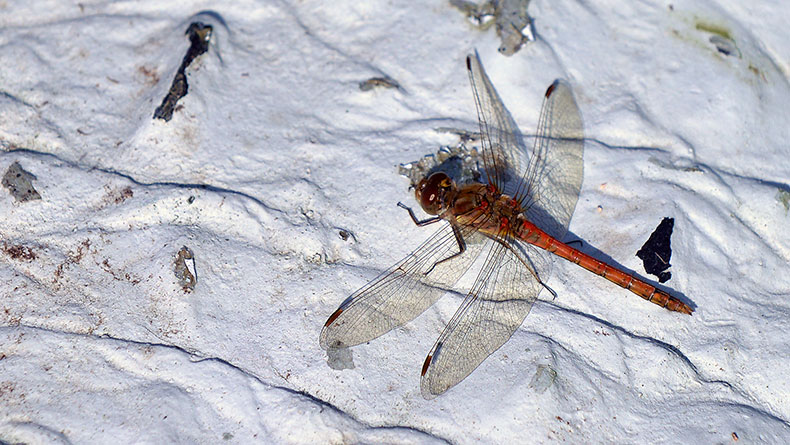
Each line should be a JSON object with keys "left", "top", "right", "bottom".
{"left": 1, "top": 0, "right": 789, "bottom": 443}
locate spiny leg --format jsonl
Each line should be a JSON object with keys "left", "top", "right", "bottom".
{"left": 424, "top": 223, "right": 466, "bottom": 276}
{"left": 397, "top": 202, "right": 466, "bottom": 276}
{"left": 398, "top": 202, "right": 441, "bottom": 226}
{"left": 494, "top": 237, "right": 557, "bottom": 300}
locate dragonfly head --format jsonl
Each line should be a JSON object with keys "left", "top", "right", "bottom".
{"left": 416, "top": 172, "right": 455, "bottom": 215}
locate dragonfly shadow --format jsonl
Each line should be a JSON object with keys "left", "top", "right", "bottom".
{"left": 559, "top": 230, "right": 696, "bottom": 311}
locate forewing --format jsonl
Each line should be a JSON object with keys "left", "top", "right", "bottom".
{"left": 420, "top": 237, "right": 553, "bottom": 398}
{"left": 466, "top": 52, "right": 527, "bottom": 196}
{"left": 516, "top": 80, "right": 584, "bottom": 240}
{"left": 320, "top": 222, "right": 488, "bottom": 350}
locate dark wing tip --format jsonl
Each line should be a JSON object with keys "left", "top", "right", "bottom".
{"left": 545, "top": 80, "right": 561, "bottom": 98}
{"left": 324, "top": 308, "right": 343, "bottom": 327}
{"left": 421, "top": 354, "right": 433, "bottom": 376}
{"left": 466, "top": 55, "right": 472, "bottom": 71}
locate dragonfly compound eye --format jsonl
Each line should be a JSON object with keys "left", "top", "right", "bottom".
{"left": 417, "top": 172, "right": 452, "bottom": 215}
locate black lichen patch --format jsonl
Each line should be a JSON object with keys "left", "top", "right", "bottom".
{"left": 154, "top": 22, "right": 213, "bottom": 121}
{"left": 174, "top": 246, "right": 197, "bottom": 292}
{"left": 636, "top": 217, "right": 674, "bottom": 283}
{"left": 2, "top": 161, "right": 41, "bottom": 202}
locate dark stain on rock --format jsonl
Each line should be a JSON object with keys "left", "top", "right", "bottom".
{"left": 2, "top": 242, "right": 37, "bottom": 261}
{"left": 359, "top": 76, "right": 401, "bottom": 91}
{"left": 114, "top": 186, "right": 134, "bottom": 204}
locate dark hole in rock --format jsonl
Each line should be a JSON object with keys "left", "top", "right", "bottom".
{"left": 154, "top": 22, "right": 213, "bottom": 121}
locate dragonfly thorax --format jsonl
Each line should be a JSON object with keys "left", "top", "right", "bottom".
{"left": 416, "top": 172, "right": 457, "bottom": 215}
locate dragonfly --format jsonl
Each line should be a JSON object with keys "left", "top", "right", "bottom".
{"left": 320, "top": 52, "right": 692, "bottom": 399}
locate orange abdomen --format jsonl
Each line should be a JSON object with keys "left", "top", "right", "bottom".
{"left": 517, "top": 219, "right": 692, "bottom": 315}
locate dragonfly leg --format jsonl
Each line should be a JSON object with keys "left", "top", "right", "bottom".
{"left": 496, "top": 238, "right": 557, "bottom": 299}
{"left": 397, "top": 202, "right": 441, "bottom": 226}
{"left": 542, "top": 282, "right": 558, "bottom": 300}
{"left": 424, "top": 223, "right": 466, "bottom": 276}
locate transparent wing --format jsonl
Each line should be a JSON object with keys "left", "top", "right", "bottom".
{"left": 320, "top": 217, "right": 490, "bottom": 350}
{"left": 466, "top": 51, "right": 527, "bottom": 196}
{"left": 516, "top": 80, "right": 584, "bottom": 240}
{"left": 467, "top": 52, "right": 584, "bottom": 240}
{"left": 420, "top": 236, "right": 553, "bottom": 398}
